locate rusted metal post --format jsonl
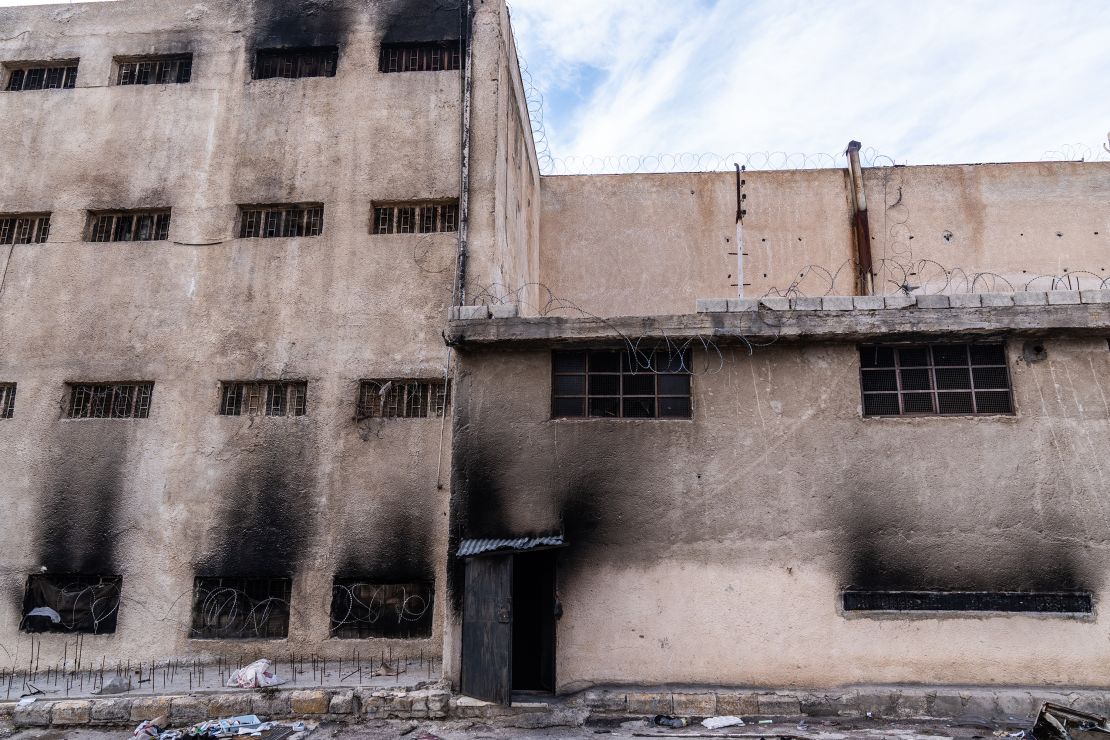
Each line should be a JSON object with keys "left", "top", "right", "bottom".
{"left": 845, "top": 140, "right": 874, "bottom": 296}
{"left": 735, "top": 164, "right": 746, "bottom": 297}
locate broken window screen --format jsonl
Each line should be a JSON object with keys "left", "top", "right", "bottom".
{"left": 0, "top": 214, "right": 50, "bottom": 244}
{"left": 239, "top": 205, "right": 324, "bottom": 238}
{"left": 371, "top": 202, "right": 458, "bottom": 235}
{"left": 254, "top": 47, "right": 338, "bottom": 79}
{"left": 357, "top": 380, "right": 449, "bottom": 419}
{"left": 219, "top": 381, "right": 308, "bottom": 417}
{"left": 22, "top": 574, "right": 122, "bottom": 634}
{"left": 859, "top": 343, "right": 1013, "bottom": 417}
{"left": 330, "top": 580, "right": 434, "bottom": 639}
{"left": 0, "top": 384, "right": 14, "bottom": 418}
{"left": 67, "top": 383, "right": 153, "bottom": 419}
{"left": 190, "top": 577, "right": 291, "bottom": 639}
{"left": 552, "top": 350, "right": 692, "bottom": 419}
{"left": 379, "top": 42, "right": 462, "bottom": 73}
{"left": 843, "top": 591, "right": 1092, "bottom": 614}
{"left": 116, "top": 54, "right": 192, "bottom": 85}
{"left": 87, "top": 211, "right": 171, "bottom": 242}
{"left": 5, "top": 62, "right": 78, "bottom": 91}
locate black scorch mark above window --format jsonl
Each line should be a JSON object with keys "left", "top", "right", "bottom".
{"left": 87, "top": 211, "right": 171, "bottom": 242}
{"left": 22, "top": 574, "right": 122, "bottom": 634}
{"left": 379, "top": 42, "right": 462, "bottom": 73}
{"left": 239, "top": 204, "right": 324, "bottom": 238}
{"left": 254, "top": 46, "right": 338, "bottom": 79}
{"left": 220, "top": 381, "right": 307, "bottom": 417}
{"left": 330, "top": 580, "right": 434, "bottom": 639}
{"left": 552, "top": 350, "right": 693, "bottom": 419}
{"left": 0, "top": 214, "right": 50, "bottom": 244}
{"left": 116, "top": 54, "right": 193, "bottom": 86}
{"left": 190, "top": 577, "right": 291, "bottom": 639}
{"left": 67, "top": 383, "right": 153, "bottom": 419}
{"left": 372, "top": 202, "right": 458, "bottom": 235}
{"left": 843, "top": 590, "right": 1092, "bottom": 614}
{"left": 5, "top": 62, "right": 78, "bottom": 91}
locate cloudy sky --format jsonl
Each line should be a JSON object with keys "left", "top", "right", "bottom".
{"left": 4, "top": 0, "right": 1109, "bottom": 170}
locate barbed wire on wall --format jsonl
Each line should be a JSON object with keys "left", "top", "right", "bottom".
{"left": 542, "top": 148, "right": 902, "bottom": 176}
{"left": 1041, "top": 141, "right": 1110, "bottom": 163}
{"left": 517, "top": 58, "right": 554, "bottom": 176}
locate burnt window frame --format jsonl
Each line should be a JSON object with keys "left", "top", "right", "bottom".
{"left": 4, "top": 60, "right": 79, "bottom": 91}
{"left": 66, "top": 382, "right": 154, "bottom": 420}
{"left": 379, "top": 41, "right": 462, "bottom": 73}
{"left": 0, "top": 213, "right": 50, "bottom": 244}
{"left": 253, "top": 46, "right": 339, "bottom": 80}
{"left": 114, "top": 53, "right": 193, "bottom": 86}
{"left": 21, "top": 573, "right": 122, "bottom": 635}
{"left": 190, "top": 576, "right": 292, "bottom": 640}
{"left": 329, "top": 579, "right": 435, "bottom": 639}
{"left": 843, "top": 590, "right": 1092, "bottom": 615}
{"left": 219, "top": 381, "right": 308, "bottom": 418}
{"left": 356, "top": 379, "right": 450, "bottom": 420}
{"left": 86, "top": 210, "right": 171, "bottom": 243}
{"left": 0, "top": 383, "right": 16, "bottom": 419}
{"left": 859, "top": 342, "right": 1014, "bottom": 417}
{"left": 552, "top": 349, "right": 693, "bottom": 420}
{"left": 371, "top": 201, "right": 459, "bottom": 235}
{"left": 239, "top": 204, "right": 324, "bottom": 239}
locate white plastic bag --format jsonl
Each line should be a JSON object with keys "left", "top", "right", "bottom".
{"left": 226, "top": 659, "right": 286, "bottom": 689}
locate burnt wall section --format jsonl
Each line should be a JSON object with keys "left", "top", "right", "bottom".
{"left": 251, "top": 0, "right": 354, "bottom": 52}
{"left": 382, "top": 0, "right": 463, "bottom": 43}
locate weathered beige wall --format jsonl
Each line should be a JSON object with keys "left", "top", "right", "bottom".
{"left": 453, "top": 337, "right": 1110, "bottom": 689}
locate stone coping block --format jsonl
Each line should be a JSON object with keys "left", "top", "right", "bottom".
{"left": 692, "top": 291, "right": 1109, "bottom": 318}
{"left": 1047, "top": 290, "right": 1082, "bottom": 305}
{"left": 981, "top": 293, "right": 1015, "bottom": 307}
{"left": 449, "top": 305, "right": 492, "bottom": 320}
{"left": 52, "top": 700, "right": 92, "bottom": 726}
{"left": 852, "top": 296, "right": 885, "bottom": 310}
{"left": 884, "top": 295, "right": 916, "bottom": 309}
{"left": 915, "top": 294, "right": 951, "bottom": 309}
{"left": 1014, "top": 291, "right": 1048, "bottom": 305}
{"left": 949, "top": 293, "right": 983, "bottom": 308}
{"left": 1081, "top": 289, "right": 1110, "bottom": 304}
{"left": 729, "top": 298, "right": 759, "bottom": 312}
{"left": 791, "top": 297, "right": 823, "bottom": 311}
{"left": 821, "top": 296, "right": 855, "bottom": 311}
{"left": 759, "top": 297, "right": 791, "bottom": 310}
{"left": 490, "top": 304, "right": 520, "bottom": 319}
{"left": 696, "top": 298, "right": 728, "bottom": 313}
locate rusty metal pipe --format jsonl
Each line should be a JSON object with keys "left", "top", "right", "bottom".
{"left": 845, "top": 140, "right": 874, "bottom": 296}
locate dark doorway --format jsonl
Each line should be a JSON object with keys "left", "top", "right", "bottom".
{"left": 461, "top": 555, "right": 513, "bottom": 704}
{"left": 511, "top": 551, "right": 556, "bottom": 692}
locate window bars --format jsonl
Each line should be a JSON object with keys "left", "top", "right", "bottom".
{"left": 190, "top": 577, "right": 291, "bottom": 639}
{"left": 5, "top": 63, "right": 78, "bottom": 91}
{"left": 239, "top": 205, "right": 324, "bottom": 238}
{"left": 0, "top": 214, "right": 50, "bottom": 244}
{"left": 21, "top": 574, "right": 122, "bottom": 634}
{"left": 372, "top": 202, "right": 458, "bottom": 235}
{"left": 67, "top": 383, "right": 153, "bottom": 419}
{"left": 219, "top": 381, "right": 308, "bottom": 417}
{"left": 357, "top": 380, "right": 449, "bottom": 419}
{"left": 254, "top": 47, "right": 338, "bottom": 80}
{"left": 859, "top": 343, "right": 1014, "bottom": 416}
{"left": 116, "top": 55, "right": 192, "bottom": 85}
{"left": 0, "top": 384, "right": 15, "bottom": 419}
{"left": 552, "top": 350, "right": 693, "bottom": 419}
{"left": 379, "top": 42, "right": 462, "bottom": 73}
{"left": 87, "top": 211, "right": 171, "bottom": 242}
{"left": 330, "top": 580, "right": 434, "bottom": 639}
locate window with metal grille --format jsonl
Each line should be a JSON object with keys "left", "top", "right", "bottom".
{"left": 22, "top": 574, "right": 122, "bottom": 634}
{"left": 330, "top": 580, "right": 434, "bottom": 639}
{"left": 66, "top": 383, "right": 153, "bottom": 419}
{"left": 357, "top": 380, "right": 449, "bottom": 419}
{"left": 87, "top": 210, "right": 171, "bottom": 242}
{"left": 552, "top": 350, "right": 692, "bottom": 419}
{"left": 115, "top": 54, "right": 192, "bottom": 85}
{"left": 843, "top": 591, "right": 1091, "bottom": 614}
{"left": 379, "top": 42, "right": 462, "bottom": 73}
{"left": 239, "top": 205, "right": 324, "bottom": 238}
{"left": 371, "top": 202, "right": 458, "bottom": 235}
{"left": 190, "top": 577, "right": 291, "bottom": 640}
{"left": 0, "top": 384, "right": 15, "bottom": 419}
{"left": 0, "top": 214, "right": 50, "bottom": 244}
{"left": 253, "top": 46, "right": 338, "bottom": 79}
{"left": 5, "top": 62, "right": 78, "bottom": 91}
{"left": 859, "top": 343, "right": 1013, "bottom": 417}
{"left": 219, "top": 381, "right": 308, "bottom": 417}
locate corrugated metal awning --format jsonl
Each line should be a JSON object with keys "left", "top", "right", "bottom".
{"left": 457, "top": 535, "right": 566, "bottom": 558}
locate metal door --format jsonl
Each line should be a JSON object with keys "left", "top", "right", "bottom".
{"left": 461, "top": 555, "right": 513, "bottom": 703}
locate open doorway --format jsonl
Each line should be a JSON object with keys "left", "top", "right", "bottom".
{"left": 512, "top": 551, "right": 556, "bottom": 693}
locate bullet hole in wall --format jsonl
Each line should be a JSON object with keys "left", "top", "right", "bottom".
{"left": 942, "top": 230, "right": 953, "bottom": 243}
{"left": 1023, "top": 341, "right": 1048, "bottom": 364}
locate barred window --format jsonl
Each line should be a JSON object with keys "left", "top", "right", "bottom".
{"left": 860, "top": 343, "right": 1014, "bottom": 417}
{"left": 843, "top": 591, "right": 1091, "bottom": 614}
{"left": 116, "top": 54, "right": 192, "bottom": 85}
{"left": 87, "top": 210, "right": 170, "bottom": 242}
{"left": 330, "top": 580, "right": 434, "bottom": 639}
{"left": 22, "top": 574, "right": 122, "bottom": 635}
{"left": 0, "top": 383, "right": 15, "bottom": 418}
{"left": 67, "top": 383, "right": 153, "bottom": 419}
{"left": 552, "top": 350, "right": 692, "bottom": 419}
{"left": 254, "top": 46, "right": 338, "bottom": 79}
{"left": 5, "top": 62, "right": 78, "bottom": 91}
{"left": 190, "top": 577, "right": 291, "bottom": 639}
{"left": 0, "top": 214, "right": 50, "bottom": 244}
{"left": 372, "top": 202, "right": 458, "bottom": 235}
{"left": 379, "top": 42, "right": 461, "bottom": 73}
{"left": 357, "top": 379, "right": 449, "bottom": 419}
{"left": 239, "top": 204, "right": 323, "bottom": 238}
{"left": 219, "top": 381, "right": 307, "bottom": 417}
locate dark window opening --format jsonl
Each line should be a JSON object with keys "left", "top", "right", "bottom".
{"left": 254, "top": 46, "right": 338, "bottom": 79}
{"left": 87, "top": 210, "right": 171, "bottom": 242}
{"left": 843, "top": 591, "right": 1092, "bottom": 614}
{"left": 330, "top": 580, "right": 434, "bottom": 639}
{"left": 379, "top": 42, "right": 462, "bottom": 73}
{"left": 860, "top": 343, "right": 1013, "bottom": 417}
{"left": 239, "top": 204, "right": 323, "bottom": 238}
{"left": 552, "top": 349, "right": 692, "bottom": 419}
{"left": 357, "top": 379, "right": 449, "bottom": 419}
{"left": 372, "top": 202, "right": 458, "bottom": 235}
{"left": 220, "top": 381, "right": 308, "bottom": 417}
{"left": 191, "top": 577, "right": 291, "bottom": 639}
{"left": 67, "top": 383, "right": 153, "bottom": 419}
{"left": 0, "top": 214, "right": 50, "bottom": 244}
{"left": 0, "top": 383, "right": 14, "bottom": 418}
{"left": 5, "top": 62, "right": 78, "bottom": 91}
{"left": 116, "top": 54, "right": 192, "bottom": 85}
{"left": 22, "top": 574, "right": 122, "bottom": 634}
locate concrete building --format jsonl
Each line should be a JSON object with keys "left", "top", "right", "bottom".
{"left": 2, "top": 0, "right": 1110, "bottom": 707}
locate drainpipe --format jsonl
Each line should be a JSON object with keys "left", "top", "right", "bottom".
{"left": 453, "top": 0, "right": 474, "bottom": 307}
{"left": 845, "top": 140, "right": 874, "bottom": 296}
{"left": 735, "top": 164, "right": 746, "bottom": 297}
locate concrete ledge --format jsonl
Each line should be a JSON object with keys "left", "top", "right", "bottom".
{"left": 448, "top": 305, "right": 492, "bottom": 320}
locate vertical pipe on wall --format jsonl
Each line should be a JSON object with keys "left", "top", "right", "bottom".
{"left": 453, "top": 0, "right": 475, "bottom": 307}
{"left": 735, "top": 164, "right": 746, "bottom": 298}
{"left": 845, "top": 140, "right": 874, "bottom": 296}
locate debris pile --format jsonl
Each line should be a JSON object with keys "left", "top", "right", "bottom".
{"left": 132, "top": 714, "right": 309, "bottom": 739}
{"left": 1032, "top": 703, "right": 1110, "bottom": 740}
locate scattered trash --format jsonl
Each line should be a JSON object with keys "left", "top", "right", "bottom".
{"left": 653, "top": 715, "right": 689, "bottom": 728}
{"left": 132, "top": 713, "right": 309, "bottom": 739}
{"left": 24, "top": 606, "right": 62, "bottom": 623}
{"left": 226, "top": 659, "right": 286, "bottom": 689}
{"left": 132, "top": 715, "right": 168, "bottom": 738}
{"left": 94, "top": 674, "right": 131, "bottom": 695}
{"left": 1032, "top": 702, "right": 1110, "bottom": 740}
{"left": 16, "top": 697, "right": 36, "bottom": 708}
{"left": 702, "top": 715, "right": 745, "bottom": 729}
{"left": 758, "top": 719, "right": 774, "bottom": 724}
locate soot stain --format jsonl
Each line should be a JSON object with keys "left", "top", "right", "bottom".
{"left": 336, "top": 502, "right": 434, "bottom": 583}
{"left": 382, "top": 0, "right": 463, "bottom": 44}
{"left": 252, "top": 0, "right": 352, "bottom": 50}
